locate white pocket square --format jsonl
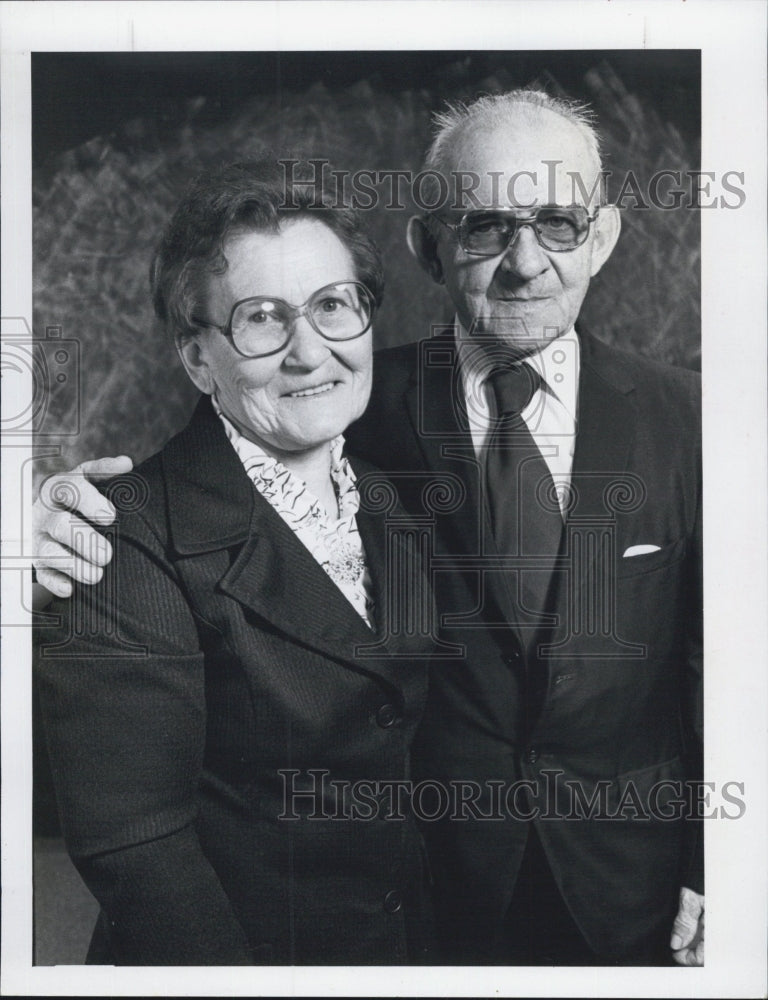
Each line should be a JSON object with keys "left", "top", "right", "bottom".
{"left": 623, "top": 544, "right": 661, "bottom": 557}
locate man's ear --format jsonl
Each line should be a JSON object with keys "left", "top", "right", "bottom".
{"left": 176, "top": 334, "right": 216, "bottom": 395}
{"left": 406, "top": 215, "right": 445, "bottom": 285}
{"left": 589, "top": 204, "right": 621, "bottom": 277}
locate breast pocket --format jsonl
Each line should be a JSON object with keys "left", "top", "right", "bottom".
{"left": 616, "top": 537, "right": 687, "bottom": 579}
{"left": 610, "top": 536, "right": 692, "bottom": 651}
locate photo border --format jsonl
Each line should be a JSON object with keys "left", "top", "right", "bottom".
{"left": 2, "top": 2, "right": 766, "bottom": 996}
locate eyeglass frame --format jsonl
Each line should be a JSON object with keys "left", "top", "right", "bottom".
{"left": 191, "top": 279, "right": 376, "bottom": 359}
{"left": 432, "top": 205, "right": 602, "bottom": 256}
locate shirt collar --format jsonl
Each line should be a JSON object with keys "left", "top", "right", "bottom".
{"left": 455, "top": 316, "right": 580, "bottom": 421}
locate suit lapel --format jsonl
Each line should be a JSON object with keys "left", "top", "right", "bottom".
{"left": 162, "top": 396, "right": 254, "bottom": 556}
{"left": 402, "top": 329, "right": 640, "bottom": 650}
{"left": 219, "top": 501, "right": 399, "bottom": 650}
{"left": 569, "top": 332, "right": 637, "bottom": 522}
{"left": 546, "top": 332, "right": 638, "bottom": 651}
{"left": 403, "top": 329, "right": 487, "bottom": 558}
{"left": 164, "top": 396, "right": 422, "bottom": 693}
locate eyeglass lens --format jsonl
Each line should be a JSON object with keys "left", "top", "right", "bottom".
{"left": 230, "top": 281, "right": 372, "bottom": 356}
{"left": 461, "top": 207, "right": 591, "bottom": 254}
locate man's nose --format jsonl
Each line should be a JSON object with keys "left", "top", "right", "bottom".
{"left": 283, "top": 314, "right": 332, "bottom": 368}
{"left": 497, "top": 223, "right": 549, "bottom": 281}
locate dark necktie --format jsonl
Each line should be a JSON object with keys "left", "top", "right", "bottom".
{"left": 485, "top": 364, "right": 564, "bottom": 636}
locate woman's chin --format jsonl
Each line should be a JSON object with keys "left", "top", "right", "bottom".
{"left": 266, "top": 422, "right": 349, "bottom": 459}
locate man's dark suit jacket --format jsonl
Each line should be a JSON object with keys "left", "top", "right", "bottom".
{"left": 36, "top": 396, "right": 435, "bottom": 966}
{"left": 346, "top": 328, "right": 703, "bottom": 963}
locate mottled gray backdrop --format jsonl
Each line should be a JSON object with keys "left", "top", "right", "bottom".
{"left": 33, "top": 51, "right": 700, "bottom": 480}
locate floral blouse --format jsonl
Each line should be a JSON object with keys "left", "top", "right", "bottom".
{"left": 213, "top": 397, "right": 374, "bottom": 628}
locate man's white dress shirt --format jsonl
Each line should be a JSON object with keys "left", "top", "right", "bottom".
{"left": 456, "top": 322, "right": 580, "bottom": 516}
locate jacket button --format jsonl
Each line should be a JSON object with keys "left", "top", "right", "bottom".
{"left": 525, "top": 748, "right": 539, "bottom": 764}
{"left": 383, "top": 889, "right": 403, "bottom": 913}
{"left": 376, "top": 703, "right": 398, "bottom": 728}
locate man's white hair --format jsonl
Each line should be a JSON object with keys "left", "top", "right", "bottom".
{"left": 424, "top": 88, "right": 604, "bottom": 177}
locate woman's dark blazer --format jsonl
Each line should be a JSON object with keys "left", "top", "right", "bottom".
{"left": 36, "top": 395, "right": 435, "bottom": 966}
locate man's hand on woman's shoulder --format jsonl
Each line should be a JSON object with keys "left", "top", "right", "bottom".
{"left": 33, "top": 455, "right": 134, "bottom": 599}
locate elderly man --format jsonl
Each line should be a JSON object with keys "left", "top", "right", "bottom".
{"left": 34, "top": 89, "right": 703, "bottom": 967}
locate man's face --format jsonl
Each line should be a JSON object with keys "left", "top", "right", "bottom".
{"left": 430, "top": 107, "right": 619, "bottom": 352}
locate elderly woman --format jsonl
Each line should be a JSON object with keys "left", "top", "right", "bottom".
{"left": 35, "top": 160, "right": 435, "bottom": 966}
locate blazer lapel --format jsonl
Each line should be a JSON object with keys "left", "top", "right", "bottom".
{"left": 403, "top": 329, "right": 639, "bottom": 650}
{"left": 403, "top": 328, "right": 488, "bottom": 557}
{"left": 218, "top": 499, "right": 378, "bottom": 654}
{"left": 217, "top": 477, "right": 432, "bottom": 693}
{"left": 163, "top": 396, "right": 422, "bottom": 694}
{"left": 162, "top": 395, "right": 254, "bottom": 556}
{"left": 545, "top": 332, "right": 639, "bottom": 656}
{"left": 569, "top": 332, "right": 637, "bottom": 523}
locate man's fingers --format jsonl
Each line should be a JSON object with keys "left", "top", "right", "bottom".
{"left": 34, "top": 540, "right": 105, "bottom": 586}
{"left": 75, "top": 455, "right": 134, "bottom": 480}
{"left": 670, "top": 911, "right": 698, "bottom": 950}
{"left": 35, "top": 567, "right": 74, "bottom": 599}
{"left": 670, "top": 886, "right": 704, "bottom": 950}
{"left": 36, "top": 456, "right": 135, "bottom": 523}
{"left": 33, "top": 471, "right": 117, "bottom": 589}
{"left": 672, "top": 947, "right": 693, "bottom": 966}
{"left": 37, "top": 473, "right": 117, "bottom": 524}
{"left": 672, "top": 939, "right": 704, "bottom": 967}
{"left": 45, "top": 514, "right": 113, "bottom": 565}
{"left": 671, "top": 887, "right": 704, "bottom": 964}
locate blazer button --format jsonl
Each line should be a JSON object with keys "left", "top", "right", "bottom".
{"left": 383, "top": 889, "right": 403, "bottom": 913}
{"left": 525, "top": 748, "right": 539, "bottom": 764}
{"left": 376, "top": 703, "right": 398, "bottom": 728}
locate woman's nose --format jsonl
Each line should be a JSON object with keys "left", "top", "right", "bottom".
{"left": 497, "top": 223, "right": 549, "bottom": 281}
{"left": 283, "top": 314, "right": 332, "bottom": 368}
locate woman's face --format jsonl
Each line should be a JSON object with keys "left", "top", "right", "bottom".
{"left": 182, "top": 218, "right": 373, "bottom": 459}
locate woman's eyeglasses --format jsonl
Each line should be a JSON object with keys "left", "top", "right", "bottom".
{"left": 193, "top": 280, "right": 375, "bottom": 359}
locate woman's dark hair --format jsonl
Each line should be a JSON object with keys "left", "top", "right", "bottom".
{"left": 150, "top": 159, "right": 384, "bottom": 343}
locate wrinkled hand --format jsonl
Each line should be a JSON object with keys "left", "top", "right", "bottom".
{"left": 670, "top": 885, "right": 704, "bottom": 966}
{"left": 32, "top": 456, "right": 134, "bottom": 598}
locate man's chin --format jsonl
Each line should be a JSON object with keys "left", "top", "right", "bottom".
{"left": 463, "top": 315, "right": 564, "bottom": 356}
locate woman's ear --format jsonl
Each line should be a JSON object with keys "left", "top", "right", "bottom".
{"left": 406, "top": 215, "right": 445, "bottom": 285}
{"left": 589, "top": 204, "right": 622, "bottom": 277}
{"left": 176, "top": 334, "right": 216, "bottom": 395}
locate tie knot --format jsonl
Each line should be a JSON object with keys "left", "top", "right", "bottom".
{"left": 488, "top": 364, "right": 542, "bottom": 418}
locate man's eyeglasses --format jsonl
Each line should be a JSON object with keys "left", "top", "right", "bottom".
{"left": 193, "top": 280, "right": 375, "bottom": 359}
{"left": 433, "top": 205, "right": 600, "bottom": 256}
